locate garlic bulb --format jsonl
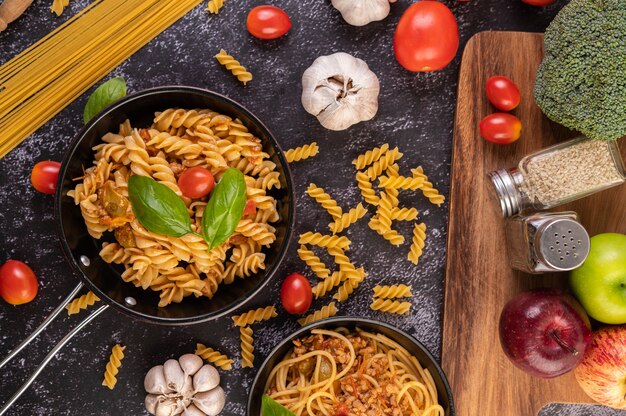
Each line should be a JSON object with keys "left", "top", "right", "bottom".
{"left": 331, "top": 0, "right": 397, "bottom": 26}
{"left": 302, "top": 52, "right": 380, "bottom": 131}
{"left": 144, "top": 355, "right": 225, "bottom": 416}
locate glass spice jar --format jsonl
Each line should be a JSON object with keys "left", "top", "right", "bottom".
{"left": 505, "top": 211, "right": 590, "bottom": 274}
{"left": 489, "top": 137, "right": 626, "bottom": 217}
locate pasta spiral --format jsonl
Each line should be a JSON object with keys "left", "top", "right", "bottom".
{"left": 147, "top": 130, "right": 203, "bottom": 160}
{"left": 412, "top": 166, "right": 445, "bottom": 206}
{"left": 305, "top": 183, "right": 342, "bottom": 220}
{"left": 299, "top": 232, "right": 351, "bottom": 250}
{"left": 378, "top": 175, "right": 425, "bottom": 191}
{"left": 102, "top": 344, "right": 125, "bottom": 389}
{"left": 333, "top": 270, "right": 366, "bottom": 302}
{"left": 365, "top": 147, "right": 403, "bottom": 180}
{"left": 368, "top": 218, "right": 405, "bottom": 246}
{"left": 297, "top": 302, "right": 338, "bottom": 326}
{"left": 352, "top": 143, "right": 390, "bottom": 170}
{"left": 284, "top": 142, "right": 319, "bottom": 163}
{"left": 370, "top": 299, "right": 412, "bottom": 315}
{"left": 195, "top": 344, "right": 233, "bottom": 371}
{"left": 215, "top": 49, "right": 253, "bottom": 85}
{"left": 232, "top": 305, "right": 277, "bottom": 327}
{"left": 408, "top": 223, "right": 427, "bottom": 265}
{"left": 51, "top": 0, "right": 70, "bottom": 16}
{"left": 312, "top": 271, "right": 342, "bottom": 299}
{"left": 373, "top": 284, "right": 413, "bottom": 299}
{"left": 389, "top": 207, "right": 418, "bottom": 221}
{"left": 240, "top": 326, "right": 255, "bottom": 368}
{"left": 330, "top": 203, "right": 368, "bottom": 234}
{"left": 66, "top": 291, "right": 101, "bottom": 315}
{"left": 327, "top": 247, "right": 362, "bottom": 281}
{"left": 297, "top": 245, "right": 331, "bottom": 279}
{"left": 355, "top": 171, "right": 380, "bottom": 206}
{"left": 207, "top": 0, "right": 225, "bottom": 14}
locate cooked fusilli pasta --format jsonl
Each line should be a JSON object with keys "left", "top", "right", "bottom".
{"left": 306, "top": 183, "right": 342, "bottom": 220}
{"left": 240, "top": 326, "right": 255, "bottom": 368}
{"left": 51, "top": 0, "right": 69, "bottom": 16}
{"left": 284, "top": 142, "right": 319, "bottom": 163}
{"left": 297, "top": 302, "right": 338, "bottom": 326}
{"left": 215, "top": 49, "right": 252, "bottom": 85}
{"left": 330, "top": 203, "right": 368, "bottom": 234}
{"left": 370, "top": 299, "right": 411, "bottom": 315}
{"left": 408, "top": 223, "right": 427, "bottom": 265}
{"left": 102, "top": 344, "right": 125, "bottom": 389}
{"left": 298, "top": 232, "right": 351, "bottom": 250}
{"left": 372, "top": 284, "right": 412, "bottom": 299}
{"left": 66, "top": 291, "right": 101, "bottom": 315}
{"left": 232, "top": 305, "right": 277, "bottom": 327}
{"left": 352, "top": 144, "right": 390, "bottom": 170}
{"left": 297, "top": 245, "right": 331, "bottom": 279}
{"left": 195, "top": 343, "right": 233, "bottom": 371}
{"left": 412, "top": 166, "right": 445, "bottom": 206}
{"left": 206, "top": 0, "right": 225, "bottom": 14}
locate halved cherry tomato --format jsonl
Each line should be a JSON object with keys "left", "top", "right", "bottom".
{"left": 479, "top": 113, "right": 522, "bottom": 145}
{"left": 393, "top": 1, "right": 459, "bottom": 72}
{"left": 247, "top": 6, "right": 291, "bottom": 40}
{"left": 0, "top": 260, "right": 38, "bottom": 305}
{"left": 281, "top": 273, "right": 312, "bottom": 315}
{"left": 243, "top": 200, "right": 257, "bottom": 216}
{"left": 31, "top": 161, "right": 61, "bottom": 194}
{"left": 486, "top": 76, "right": 521, "bottom": 111}
{"left": 178, "top": 167, "right": 215, "bottom": 199}
{"left": 521, "top": 0, "right": 556, "bottom": 5}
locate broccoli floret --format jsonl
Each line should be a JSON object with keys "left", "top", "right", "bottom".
{"left": 534, "top": 0, "right": 626, "bottom": 141}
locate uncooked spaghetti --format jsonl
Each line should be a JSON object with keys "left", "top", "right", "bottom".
{"left": 265, "top": 328, "right": 444, "bottom": 416}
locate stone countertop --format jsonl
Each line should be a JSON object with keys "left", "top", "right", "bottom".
{"left": 0, "top": 0, "right": 623, "bottom": 415}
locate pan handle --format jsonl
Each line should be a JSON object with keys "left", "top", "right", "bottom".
{"left": 0, "top": 304, "right": 109, "bottom": 416}
{"left": 0, "top": 282, "right": 84, "bottom": 369}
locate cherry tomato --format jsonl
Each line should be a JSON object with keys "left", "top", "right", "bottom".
{"left": 0, "top": 260, "right": 38, "bottom": 305}
{"left": 393, "top": 1, "right": 459, "bottom": 72}
{"left": 486, "top": 76, "right": 521, "bottom": 111}
{"left": 281, "top": 273, "right": 312, "bottom": 315}
{"left": 246, "top": 6, "right": 291, "bottom": 40}
{"left": 479, "top": 113, "right": 522, "bottom": 145}
{"left": 178, "top": 167, "right": 215, "bottom": 199}
{"left": 31, "top": 161, "right": 61, "bottom": 194}
{"left": 521, "top": 0, "right": 556, "bottom": 5}
{"left": 243, "top": 200, "right": 257, "bottom": 216}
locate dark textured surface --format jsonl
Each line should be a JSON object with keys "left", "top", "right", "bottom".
{"left": 0, "top": 1, "right": 622, "bottom": 415}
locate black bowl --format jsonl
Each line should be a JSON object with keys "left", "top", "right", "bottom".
{"left": 248, "top": 317, "right": 455, "bottom": 415}
{"left": 55, "top": 86, "right": 295, "bottom": 325}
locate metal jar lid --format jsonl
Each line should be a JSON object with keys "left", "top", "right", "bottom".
{"left": 535, "top": 217, "right": 590, "bottom": 271}
{"left": 488, "top": 169, "right": 521, "bottom": 217}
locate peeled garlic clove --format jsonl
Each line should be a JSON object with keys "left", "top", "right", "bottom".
{"left": 178, "top": 354, "right": 203, "bottom": 376}
{"left": 182, "top": 404, "right": 205, "bottom": 416}
{"left": 163, "top": 359, "right": 186, "bottom": 392}
{"left": 145, "top": 365, "right": 173, "bottom": 395}
{"left": 145, "top": 394, "right": 159, "bottom": 415}
{"left": 193, "top": 387, "right": 226, "bottom": 416}
{"left": 331, "top": 0, "right": 392, "bottom": 26}
{"left": 301, "top": 52, "right": 380, "bottom": 131}
{"left": 193, "top": 364, "right": 220, "bottom": 393}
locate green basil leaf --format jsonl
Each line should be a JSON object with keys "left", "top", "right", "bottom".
{"left": 261, "top": 395, "right": 295, "bottom": 416}
{"left": 84, "top": 77, "right": 127, "bottom": 124}
{"left": 128, "top": 175, "right": 193, "bottom": 237}
{"left": 201, "top": 168, "right": 247, "bottom": 250}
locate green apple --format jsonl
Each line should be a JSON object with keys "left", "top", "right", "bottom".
{"left": 570, "top": 233, "right": 626, "bottom": 324}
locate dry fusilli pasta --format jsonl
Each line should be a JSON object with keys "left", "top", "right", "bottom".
{"left": 297, "top": 302, "right": 338, "bottom": 326}
{"left": 352, "top": 144, "right": 389, "bottom": 170}
{"left": 240, "top": 326, "right": 254, "bottom": 368}
{"left": 297, "top": 245, "right": 331, "bottom": 279}
{"left": 284, "top": 142, "right": 319, "bottom": 163}
{"left": 51, "top": 0, "right": 69, "bottom": 16}
{"left": 378, "top": 175, "right": 425, "bottom": 191}
{"left": 66, "top": 291, "right": 101, "bottom": 315}
{"left": 370, "top": 299, "right": 411, "bottom": 315}
{"left": 311, "top": 271, "right": 342, "bottom": 299}
{"left": 355, "top": 171, "right": 380, "bottom": 206}
{"left": 206, "top": 0, "right": 225, "bottom": 14}
{"left": 329, "top": 203, "right": 368, "bottom": 234}
{"left": 412, "top": 166, "right": 445, "bottom": 206}
{"left": 102, "top": 344, "right": 125, "bottom": 389}
{"left": 215, "top": 49, "right": 253, "bottom": 85}
{"left": 298, "top": 232, "right": 350, "bottom": 250}
{"left": 232, "top": 305, "right": 277, "bottom": 327}
{"left": 365, "top": 147, "right": 403, "bottom": 180}
{"left": 195, "top": 344, "right": 233, "bottom": 371}
{"left": 368, "top": 218, "right": 405, "bottom": 246}
{"left": 306, "top": 183, "right": 342, "bottom": 220}
{"left": 408, "top": 223, "right": 427, "bottom": 265}
{"left": 373, "top": 284, "right": 413, "bottom": 299}
{"left": 389, "top": 207, "right": 418, "bottom": 221}
{"left": 333, "top": 270, "right": 366, "bottom": 303}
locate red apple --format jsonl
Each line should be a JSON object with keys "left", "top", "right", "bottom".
{"left": 499, "top": 289, "right": 592, "bottom": 378}
{"left": 575, "top": 325, "right": 626, "bottom": 409}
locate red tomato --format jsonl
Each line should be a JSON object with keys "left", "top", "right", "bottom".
{"left": 31, "top": 161, "right": 61, "bottom": 194}
{"left": 281, "top": 273, "right": 312, "bottom": 315}
{"left": 393, "top": 1, "right": 459, "bottom": 72}
{"left": 521, "top": 0, "right": 556, "bottom": 5}
{"left": 0, "top": 260, "right": 38, "bottom": 305}
{"left": 243, "top": 200, "right": 257, "bottom": 216}
{"left": 486, "top": 76, "right": 521, "bottom": 111}
{"left": 479, "top": 113, "right": 522, "bottom": 145}
{"left": 247, "top": 6, "right": 291, "bottom": 40}
{"left": 178, "top": 167, "right": 215, "bottom": 199}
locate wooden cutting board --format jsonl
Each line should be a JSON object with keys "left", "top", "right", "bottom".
{"left": 441, "top": 31, "right": 626, "bottom": 416}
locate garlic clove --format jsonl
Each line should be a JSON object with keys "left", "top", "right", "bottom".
{"left": 192, "top": 364, "right": 220, "bottom": 393}
{"left": 331, "top": 0, "right": 392, "bottom": 26}
{"left": 193, "top": 387, "right": 226, "bottom": 416}
{"left": 182, "top": 404, "right": 205, "bottom": 416}
{"left": 163, "top": 359, "right": 186, "bottom": 392}
{"left": 155, "top": 397, "right": 179, "bottom": 416}
{"left": 178, "top": 354, "right": 203, "bottom": 376}
{"left": 145, "top": 394, "right": 159, "bottom": 415}
{"left": 180, "top": 375, "right": 194, "bottom": 400}
{"left": 145, "top": 365, "right": 174, "bottom": 395}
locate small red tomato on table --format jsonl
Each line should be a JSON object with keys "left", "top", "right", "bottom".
{"left": 0, "top": 260, "right": 39, "bottom": 305}
{"left": 486, "top": 76, "right": 521, "bottom": 111}
{"left": 479, "top": 113, "right": 522, "bottom": 145}
{"left": 247, "top": 6, "right": 291, "bottom": 40}
{"left": 178, "top": 167, "right": 215, "bottom": 199}
{"left": 31, "top": 161, "right": 61, "bottom": 194}
{"left": 281, "top": 273, "right": 312, "bottom": 315}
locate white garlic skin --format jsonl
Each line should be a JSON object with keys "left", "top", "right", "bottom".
{"left": 178, "top": 354, "right": 203, "bottom": 376}
{"left": 193, "top": 365, "right": 220, "bottom": 393}
{"left": 193, "top": 387, "right": 226, "bottom": 416}
{"left": 182, "top": 404, "right": 206, "bottom": 416}
{"left": 331, "top": 0, "right": 396, "bottom": 26}
{"left": 145, "top": 365, "right": 173, "bottom": 395}
{"left": 163, "top": 359, "right": 186, "bottom": 392}
{"left": 145, "top": 394, "right": 159, "bottom": 415}
{"left": 301, "top": 52, "right": 380, "bottom": 131}
{"left": 155, "top": 397, "right": 179, "bottom": 416}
